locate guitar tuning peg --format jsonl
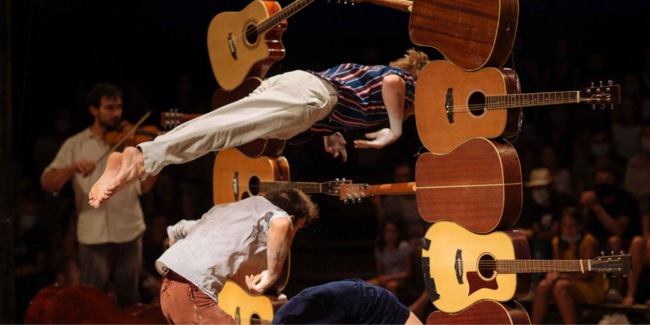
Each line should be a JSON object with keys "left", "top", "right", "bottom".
{"left": 342, "top": 178, "right": 346, "bottom": 181}
{"left": 351, "top": 1, "right": 355, "bottom": 6}
{"left": 611, "top": 105, "right": 614, "bottom": 110}
{"left": 603, "top": 274, "right": 607, "bottom": 278}
{"left": 620, "top": 250, "right": 626, "bottom": 254}
{"left": 611, "top": 251, "right": 615, "bottom": 256}
{"left": 357, "top": 198, "right": 363, "bottom": 203}
{"left": 600, "top": 104, "right": 606, "bottom": 110}
{"left": 335, "top": 178, "right": 339, "bottom": 181}
{"left": 623, "top": 274, "right": 628, "bottom": 277}
{"left": 600, "top": 81, "right": 603, "bottom": 87}
{"left": 591, "top": 82, "right": 595, "bottom": 88}
{"left": 337, "top": 0, "right": 340, "bottom": 3}
{"left": 601, "top": 251, "right": 605, "bottom": 256}
{"left": 344, "top": 199, "right": 349, "bottom": 204}
{"left": 608, "top": 80, "right": 613, "bottom": 86}
{"left": 344, "top": 0, "right": 348, "bottom": 4}
{"left": 592, "top": 104, "right": 596, "bottom": 110}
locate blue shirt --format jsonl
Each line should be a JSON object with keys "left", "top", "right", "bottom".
{"left": 272, "top": 279, "right": 410, "bottom": 324}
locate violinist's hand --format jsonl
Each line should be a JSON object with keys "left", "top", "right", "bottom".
{"left": 354, "top": 128, "right": 399, "bottom": 149}
{"left": 71, "top": 160, "right": 97, "bottom": 176}
{"left": 323, "top": 132, "right": 347, "bottom": 162}
{"left": 245, "top": 270, "right": 273, "bottom": 295}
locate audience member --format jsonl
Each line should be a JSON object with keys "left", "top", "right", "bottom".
{"left": 573, "top": 129, "right": 625, "bottom": 193}
{"left": 612, "top": 96, "right": 643, "bottom": 160}
{"left": 623, "top": 195, "right": 650, "bottom": 305}
{"left": 367, "top": 220, "right": 412, "bottom": 298}
{"left": 541, "top": 145, "right": 574, "bottom": 196}
{"left": 532, "top": 207, "right": 608, "bottom": 324}
{"left": 625, "top": 124, "right": 650, "bottom": 199}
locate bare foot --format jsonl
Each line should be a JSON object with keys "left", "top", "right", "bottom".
{"left": 622, "top": 296, "right": 635, "bottom": 306}
{"left": 106, "top": 147, "right": 146, "bottom": 200}
{"left": 89, "top": 152, "right": 122, "bottom": 208}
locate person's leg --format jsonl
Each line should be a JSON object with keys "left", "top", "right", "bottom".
{"left": 112, "top": 236, "right": 142, "bottom": 309}
{"left": 532, "top": 278, "right": 554, "bottom": 324}
{"left": 553, "top": 280, "right": 587, "bottom": 325}
{"left": 624, "top": 236, "right": 648, "bottom": 305}
{"left": 404, "top": 311, "right": 423, "bottom": 325}
{"left": 608, "top": 235, "right": 626, "bottom": 292}
{"left": 408, "top": 290, "right": 430, "bottom": 321}
{"left": 192, "top": 287, "right": 237, "bottom": 324}
{"left": 78, "top": 242, "right": 111, "bottom": 291}
{"left": 90, "top": 71, "right": 336, "bottom": 207}
{"left": 385, "top": 279, "right": 399, "bottom": 296}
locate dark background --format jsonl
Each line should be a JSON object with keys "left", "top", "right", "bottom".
{"left": 6, "top": 0, "right": 650, "bottom": 323}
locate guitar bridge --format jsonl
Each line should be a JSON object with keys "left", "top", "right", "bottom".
{"left": 455, "top": 249, "right": 464, "bottom": 285}
{"left": 445, "top": 88, "right": 454, "bottom": 124}
{"left": 228, "top": 33, "right": 238, "bottom": 60}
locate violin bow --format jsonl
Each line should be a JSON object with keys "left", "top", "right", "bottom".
{"left": 95, "top": 110, "right": 152, "bottom": 164}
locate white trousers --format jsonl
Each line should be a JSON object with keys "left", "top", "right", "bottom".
{"left": 139, "top": 71, "right": 338, "bottom": 175}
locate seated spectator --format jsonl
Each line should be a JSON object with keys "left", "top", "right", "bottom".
{"left": 625, "top": 124, "right": 650, "bottom": 199}
{"left": 541, "top": 145, "right": 574, "bottom": 196}
{"left": 367, "top": 220, "right": 411, "bottom": 298}
{"left": 612, "top": 96, "right": 643, "bottom": 161}
{"left": 532, "top": 207, "right": 608, "bottom": 324}
{"left": 623, "top": 195, "right": 650, "bottom": 305}
{"left": 573, "top": 129, "right": 626, "bottom": 193}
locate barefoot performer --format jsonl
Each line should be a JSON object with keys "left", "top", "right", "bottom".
{"left": 272, "top": 279, "right": 423, "bottom": 325}
{"left": 89, "top": 50, "right": 430, "bottom": 208}
{"left": 41, "top": 83, "right": 158, "bottom": 308}
{"left": 157, "top": 188, "right": 318, "bottom": 324}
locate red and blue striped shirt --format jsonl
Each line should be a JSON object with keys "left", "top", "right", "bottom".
{"left": 289, "top": 64, "right": 416, "bottom": 145}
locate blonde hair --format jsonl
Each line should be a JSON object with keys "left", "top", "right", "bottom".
{"left": 389, "top": 48, "right": 430, "bottom": 80}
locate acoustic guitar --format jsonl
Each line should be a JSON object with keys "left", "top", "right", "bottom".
{"left": 415, "top": 60, "right": 621, "bottom": 154}
{"left": 409, "top": 0, "right": 519, "bottom": 71}
{"left": 218, "top": 281, "right": 286, "bottom": 325}
{"left": 421, "top": 221, "right": 632, "bottom": 313}
{"left": 208, "top": 0, "right": 306, "bottom": 91}
{"left": 427, "top": 300, "right": 530, "bottom": 325}
{"left": 213, "top": 148, "right": 350, "bottom": 205}
{"left": 161, "top": 77, "right": 286, "bottom": 158}
{"left": 339, "top": 137, "right": 522, "bottom": 233}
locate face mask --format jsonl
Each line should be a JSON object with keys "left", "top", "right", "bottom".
{"left": 19, "top": 214, "right": 37, "bottom": 231}
{"left": 561, "top": 233, "right": 582, "bottom": 244}
{"left": 595, "top": 183, "right": 617, "bottom": 197}
{"left": 642, "top": 136, "right": 650, "bottom": 151}
{"left": 532, "top": 189, "right": 550, "bottom": 206}
{"left": 591, "top": 143, "right": 609, "bottom": 157}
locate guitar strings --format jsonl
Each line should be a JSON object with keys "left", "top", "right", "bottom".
{"left": 231, "top": 0, "right": 312, "bottom": 42}
{"left": 447, "top": 98, "right": 580, "bottom": 113}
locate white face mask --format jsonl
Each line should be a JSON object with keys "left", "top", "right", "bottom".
{"left": 532, "top": 189, "right": 550, "bottom": 205}
{"left": 642, "top": 136, "right": 650, "bottom": 151}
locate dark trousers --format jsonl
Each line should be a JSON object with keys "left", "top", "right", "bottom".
{"left": 78, "top": 235, "right": 142, "bottom": 309}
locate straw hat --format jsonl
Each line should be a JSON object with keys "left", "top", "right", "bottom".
{"left": 525, "top": 168, "right": 552, "bottom": 187}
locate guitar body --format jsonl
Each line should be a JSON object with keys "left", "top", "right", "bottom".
{"left": 409, "top": 0, "right": 518, "bottom": 71}
{"left": 211, "top": 78, "right": 287, "bottom": 158}
{"left": 415, "top": 60, "right": 522, "bottom": 154}
{"left": 208, "top": 1, "right": 287, "bottom": 91}
{"left": 218, "top": 281, "right": 287, "bottom": 325}
{"left": 421, "top": 221, "right": 531, "bottom": 313}
{"left": 213, "top": 148, "right": 290, "bottom": 205}
{"left": 427, "top": 300, "right": 530, "bottom": 325}
{"left": 415, "top": 138, "right": 522, "bottom": 233}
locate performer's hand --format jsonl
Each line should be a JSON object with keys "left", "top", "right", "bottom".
{"left": 354, "top": 128, "right": 399, "bottom": 149}
{"left": 72, "top": 159, "right": 97, "bottom": 176}
{"left": 323, "top": 132, "right": 348, "bottom": 162}
{"left": 245, "top": 270, "right": 273, "bottom": 295}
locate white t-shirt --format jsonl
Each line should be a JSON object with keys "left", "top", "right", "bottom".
{"left": 44, "top": 128, "right": 144, "bottom": 245}
{"left": 156, "top": 196, "right": 292, "bottom": 303}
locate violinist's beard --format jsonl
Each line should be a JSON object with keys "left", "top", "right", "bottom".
{"left": 100, "top": 118, "right": 120, "bottom": 131}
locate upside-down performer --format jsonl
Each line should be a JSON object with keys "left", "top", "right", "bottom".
{"left": 272, "top": 279, "right": 423, "bottom": 325}
{"left": 157, "top": 188, "right": 318, "bottom": 324}
{"left": 88, "top": 49, "right": 429, "bottom": 208}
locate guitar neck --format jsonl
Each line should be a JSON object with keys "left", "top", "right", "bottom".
{"left": 495, "top": 259, "right": 590, "bottom": 273}
{"left": 361, "top": 0, "right": 412, "bottom": 12}
{"left": 364, "top": 182, "right": 417, "bottom": 195}
{"left": 486, "top": 91, "right": 580, "bottom": 110}
{"left": 257, "top": 0, "right": 316, "bottom": 34}
{"left": 259, "top": 181, "right": 324, "bottom": 194}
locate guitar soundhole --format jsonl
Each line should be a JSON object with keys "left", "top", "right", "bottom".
{"left": 245, "top": 24, "right": 259, "bottom": 45}
{"left": 249, "top": 175, "right": 261, "bottom": 196}
{"left": 251, "top": 314, "right": 261, "bottom": 324}
{"left": 467, "top": 91, "right": 487, "bottom": 117}
{"left": 478, "top": 254, "right": 496, "bottom": 279}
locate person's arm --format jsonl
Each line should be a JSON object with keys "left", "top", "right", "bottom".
{"left": 246, "top": 217, "right": 294, "bottom": 295}
{"left": 41, "top": 160, "right": 97, "bottom": 192}
{"left": 591, "top": 203, "right": 630, "bottom": 236}
{"left": 141, "top": 174, "right": 158, "bottom": 194}
{"left": 354, "top": 75, "right": 406, "bottom": 149}
{"left": 388, "top": 255, "right": 412, "bottom": 281}
{"left": 166, "top": 219, "right": 199, "bottom": 244}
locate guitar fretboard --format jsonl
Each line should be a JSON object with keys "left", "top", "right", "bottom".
{"left": 257, "top": 0, "right": 317, "bottom": 34}
{"left": 485, "top": 91, "right": 579, "bottom": 110}
{"left": 494, "top": 259, "right": 589, "bottom": 273}
{"left": 258, "top": 181, "right": 322, "bottom": 194}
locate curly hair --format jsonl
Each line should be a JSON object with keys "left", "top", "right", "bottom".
{"left": 389, "top": 48, "right": 431, "bottom": 80}
{"left": 264, "top": 188, "right": 319, "bottom": 226}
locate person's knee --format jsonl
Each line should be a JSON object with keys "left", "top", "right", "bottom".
{"left": 552, "top": 280, "right": 571, "bottom": 297}
{"left": 608, "top": 235, "right": 623, "bottom": 249}
{"left": 630, "top": 236, "right": 646, "bottom": 251}
{"left": 386, "top": 280, "right": 399, "bottom": 291}
{"left": 537, "top": 279, "right": 553, "bottom": 293}
{"left": 382, "top": 75, "right": 405, "bottom": 91}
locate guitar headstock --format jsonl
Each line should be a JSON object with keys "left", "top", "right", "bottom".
{"left": 579, "top": 80, "right": 620, "bottom": 110}
{"left": 590, "top": 251, "right": 632, "bottom": 277}
{"left": 321, "top": 178, "right": 353, "bottom": 196}
{"left": 161, "top": 109, "right": 182, "bottom": 130}
{"left": 326, "top": 0, "right": 363, "bottom": 6}
{"left": 339, "top": 183, "right": 370, "bottom": 204}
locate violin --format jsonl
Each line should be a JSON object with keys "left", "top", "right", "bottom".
{"left": 104, "top": 121, "right": 165, "bottom": 147}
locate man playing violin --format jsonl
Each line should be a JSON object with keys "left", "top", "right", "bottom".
{"left": 88, "top": 49, "right": 429, "bottom": 208}
{"left": 41, "top": 83, "right": 157, "bottom": 309}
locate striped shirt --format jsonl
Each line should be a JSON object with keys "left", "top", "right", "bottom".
{"left": 289, "top": 64, "right": 416, "bottom": 145}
